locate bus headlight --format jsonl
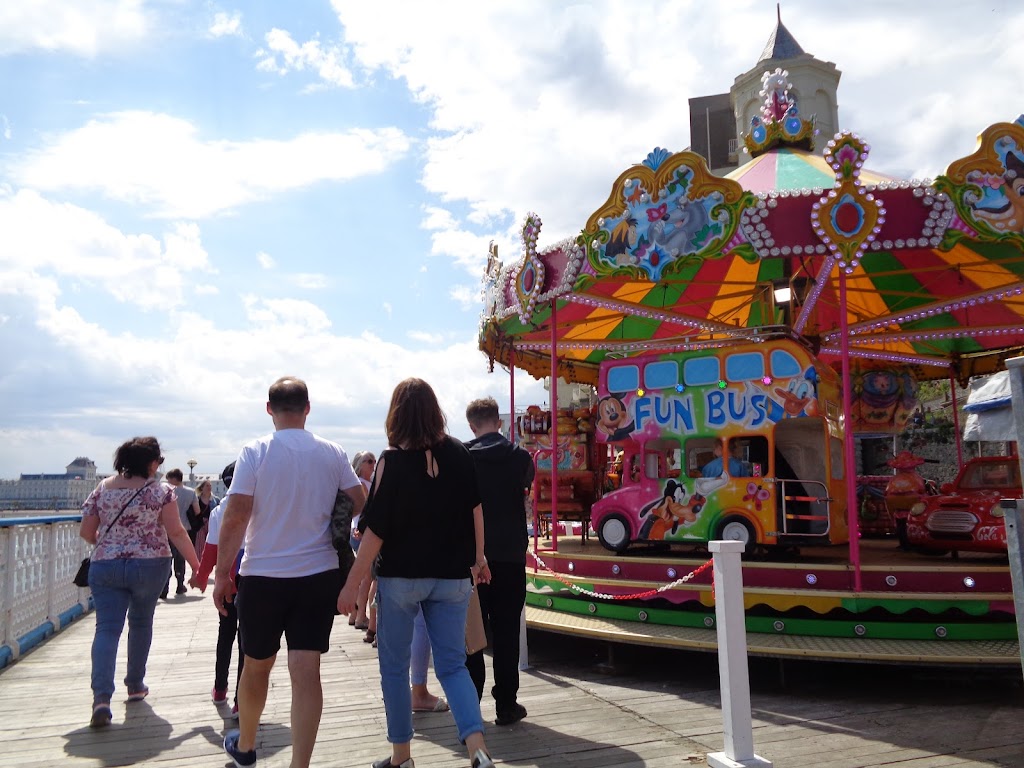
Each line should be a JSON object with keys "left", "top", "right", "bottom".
{"left": 990, "top": 504, "right": 1005, "bottom": 519}
{"left": 909, "top": 502, "right": 927, "bottom": 516}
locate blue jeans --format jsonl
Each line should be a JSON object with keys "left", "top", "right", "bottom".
{"left": 89, "top": 557, "right": 171, "bottom": 704}
{"left": 376, "top": 577, "right": 483, "bottom": 744}
{"left": 410, "top": 606, "right": 430, "bottom": 686}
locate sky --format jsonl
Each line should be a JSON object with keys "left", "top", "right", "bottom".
{"left": 1, "top": 0, "right": 1022, "bottom": 479}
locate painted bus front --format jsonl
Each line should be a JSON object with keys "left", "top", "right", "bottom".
{"left": 590, "top": 339, "right": 849, "bottom": 553}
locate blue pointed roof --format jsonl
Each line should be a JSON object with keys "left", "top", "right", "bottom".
{"left": 758, "top": 9, "right": 806, "bottom": 63}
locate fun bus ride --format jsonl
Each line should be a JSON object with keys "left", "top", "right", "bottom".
{"left": 590, "top": 338, "right": 849, "bottom": 553}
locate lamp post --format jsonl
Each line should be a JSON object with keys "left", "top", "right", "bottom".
{"left": 187, "top": 459, "right": 197, "bottom": 486}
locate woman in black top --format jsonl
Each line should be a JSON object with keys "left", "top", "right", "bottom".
{"left": 339, "top": 378, "right": 494, "bottom": 768}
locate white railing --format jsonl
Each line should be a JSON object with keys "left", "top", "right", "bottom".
{"left": 0, "top": 515, "right": 92, "bottom": 667}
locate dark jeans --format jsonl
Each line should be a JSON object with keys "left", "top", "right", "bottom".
{"left": 215, "top": 597, "right": 245, "bottom": 701}
{"left": 464, "top": 560, "right": 526, "bottom": 710}
{"left": 165, "top": 543, "right": 185, "bottom": 594}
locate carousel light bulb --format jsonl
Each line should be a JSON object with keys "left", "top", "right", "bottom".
{"left": 637, "top": 388, "right": 645, "bottom": 396}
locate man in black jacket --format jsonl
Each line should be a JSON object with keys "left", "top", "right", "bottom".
{"left": 465, "top": 397, "right": 535, "bottom": 726}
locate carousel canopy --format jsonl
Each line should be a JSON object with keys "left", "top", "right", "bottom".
{"left": 480, "top": 118, "right": 1024, "bottom": 394}
{"left": 725, "top": 147, "right": 894, "bottom": 194}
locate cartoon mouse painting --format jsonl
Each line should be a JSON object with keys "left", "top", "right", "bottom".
{"left": 595, "top": 395, "right": 635, "bottom": 442}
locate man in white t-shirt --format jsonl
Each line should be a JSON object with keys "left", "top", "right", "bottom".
{"left": 214, "top": 376, "right": 366, "bottom": 768}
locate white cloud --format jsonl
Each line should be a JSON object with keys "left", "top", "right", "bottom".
{"left": 8, "top": 111, "right": 412, "bottom": 218}
{"left": 0, "top": 0, "right": 150, "bottom": 56}
{"left": 255, "top": 28, "right": 354, "bottom": 90}
{"left": 382, "top": 302, "right": 392, "bottom": 318}
{"left": 209, "top": 10, "right": 242, "bottom": 38}
{"left": 334, "top": 0, "right": 1024, "bottom": 263}
{"left": 256, "top": 251, "right": 275, "bottom": 269}
{"left": 449, "top": 284, "right": 478, "bottom": 311}
{"left": 1, "top": 116, "right": 10, "bottom": 140}
{"left": 0, "top": 189, "right": 211, "bottom": 311}
{"left": 407, "top": 330, "right": 444, "bottom": 345}
{"left": 287, "top": 273, "right": 329, "bottom": 290}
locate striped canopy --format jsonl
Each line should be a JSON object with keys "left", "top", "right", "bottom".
{"left": 480, "top": 122, "right": 1024, "bottom": 387}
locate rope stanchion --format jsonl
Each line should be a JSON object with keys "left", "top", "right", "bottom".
{"left": 528, "top": 548, "right": 713, "bottom": 601}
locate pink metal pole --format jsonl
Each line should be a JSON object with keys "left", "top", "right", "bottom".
{"left": 839, "top": 272, "right": 862, "bottom": 591}
{"left": 509, "top": 346, "right": 516, "bottom": 443}
{"left": 950, "top": 370, "right": 964, "bottom": 470}
{"left": 550, "top": 300, "right": 559, "bottom": 551}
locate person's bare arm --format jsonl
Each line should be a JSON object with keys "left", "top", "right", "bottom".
{"left": 213, "top": 494, "right": 252, "bottom": 616}
{"left": 337, "top": 528, "right": 382, "bottom": 615}
{"left": 162, "top": 500, "right": 200, "bottom": 572}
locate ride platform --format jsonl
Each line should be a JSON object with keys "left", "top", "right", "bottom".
{"left": 525, "top": 536, "right": 1020, "bottom": 665}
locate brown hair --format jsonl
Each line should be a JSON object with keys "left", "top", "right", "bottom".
{"left": 269, "top": 376, "right": 309, "bottom": 414}
{"left": 165, "top": 468, "right": 184, "bottom": 481}
{"left": 466, "top": 396, "right": 500, "bottom": 429}
{"left": 385, "top": 378, "right": 447, "bottom": 450}
{"left": 113, "top": 437, "right": 162, "bottom": 479}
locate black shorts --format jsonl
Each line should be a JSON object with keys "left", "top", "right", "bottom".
{"left": 236, "top": 569, "right": 340, "bottom": 660}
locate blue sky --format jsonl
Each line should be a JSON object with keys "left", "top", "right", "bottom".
{"left": 1, "top": 0, "right": 1021, "bottom": 479}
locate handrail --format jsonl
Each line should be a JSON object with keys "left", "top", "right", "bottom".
{"left": 0, "top": 517, "right": 93, "bottom": 668}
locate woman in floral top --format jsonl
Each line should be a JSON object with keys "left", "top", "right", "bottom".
{"left": 79, "top": 436, "right": 199, "bottom": 728}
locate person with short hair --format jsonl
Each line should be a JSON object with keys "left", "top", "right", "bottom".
{"left": 80, "top": 437, "right": 199, "bottom": 727}
{"left": 348, "top": 451, "right": 375, "bottom": 632}
{"left": 163, "top": 467, "right": 201, "bottom": 597}
{"left": 338, "top": 378, "right": 496, "bottom": 768}
{"left": 701, "top": 438, "right": 743, "bottom": 478}
{"left": 190, "top": 462, "right": 243, "bottom": 717}
{"left": 215, "top": 376, "right": 366, "bottom": 768}
{"left": 464, "top": 396, "right": 534, "bottom": 725}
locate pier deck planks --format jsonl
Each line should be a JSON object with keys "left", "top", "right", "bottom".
{"left": 0, "top": 590, "right": 1020, "bottom": 767}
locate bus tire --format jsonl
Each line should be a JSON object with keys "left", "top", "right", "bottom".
{"left": 598, "top": 514, "right": 632, "bottom": 554}
{"left": 715, "top": 516, "right": 757, "bottom": 555}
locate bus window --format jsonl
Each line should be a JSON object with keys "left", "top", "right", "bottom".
{"left": 683, "top": 356, "right": 720, "bottom": 386}
{"left": 685, "top": 437, "right": 718, "bottom": 478}
{"left": 644, "top": 360, "right": 678, "bottom": 390}
{"left": 725, "top": 352, "right": 765, "bottom": 382}
{"left": 734, "top": 436, "right": 769, "bottom": 477}
{"left": 607, "top": 364, "right": 640, "bottom": 393}
{"left": 644, "top": 438, "right": 681, "bottom": 479}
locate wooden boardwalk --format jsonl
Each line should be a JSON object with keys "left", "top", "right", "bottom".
{"left": 0, "top": 592, "right": 1021, "bottom": 767}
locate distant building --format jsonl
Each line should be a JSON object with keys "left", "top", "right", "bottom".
{"left": 0, "top": 458, "right": 106, "bottom": 511}
{"left": 688, "top": 9, "right": 841, "bottom": 173}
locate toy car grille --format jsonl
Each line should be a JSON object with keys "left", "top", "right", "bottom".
{"left": 925, "top": 510, "right": 979, "bottom": 533}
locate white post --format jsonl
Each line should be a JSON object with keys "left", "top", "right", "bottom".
{"left": 1003, "top": 355, "right": 1024, "bottom": 680}
{"left": 707, "top": 540, "right": 772, "bottom": 768}
{"left": 518, "top": 606, "right": 530, "bottom": 671}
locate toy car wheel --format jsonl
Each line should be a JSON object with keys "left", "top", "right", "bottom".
{"left": 598, "top": 514, "right": 632, "bottom": 554}
{"left": 715, "top": 516, "right": 756, "bottom": 555}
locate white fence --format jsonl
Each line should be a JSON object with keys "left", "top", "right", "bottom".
{"left": 0, "top": 515, "right": 92, "bottom": 668}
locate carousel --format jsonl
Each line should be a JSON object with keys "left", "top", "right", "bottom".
{"left": 478, "top": 73, "right": 1024, "bottom": 665}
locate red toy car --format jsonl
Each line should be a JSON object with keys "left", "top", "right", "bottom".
{"left": 906, "top": 456, "right": 1022, "bottom": 555}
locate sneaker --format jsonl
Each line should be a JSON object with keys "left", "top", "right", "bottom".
{"left": 226, "top": 702, "right": 239, "bottom": 720}
{"left": 371, "top": 758, "right": 414, "bottom": 768}
{"left": 89, "top": 703, "right": 112, "bottom": 728}
{"left": 127, "top": 687, "right": 149, "bottom": 702}
{"left": 495, "top": 702, "right": 527, "bottom": 726}
{"left": 471, "top": 749, "right": 495, "bottom": 768}
{"left": 212, "top": 686, "right": 228, "bottom": 704}
{"left": 223, "top": 730, "right": 257, "bottom": 768}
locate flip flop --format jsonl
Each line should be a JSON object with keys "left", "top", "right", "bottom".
{"left": 413, "top": 697, "right": 449, "bottom": 713}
